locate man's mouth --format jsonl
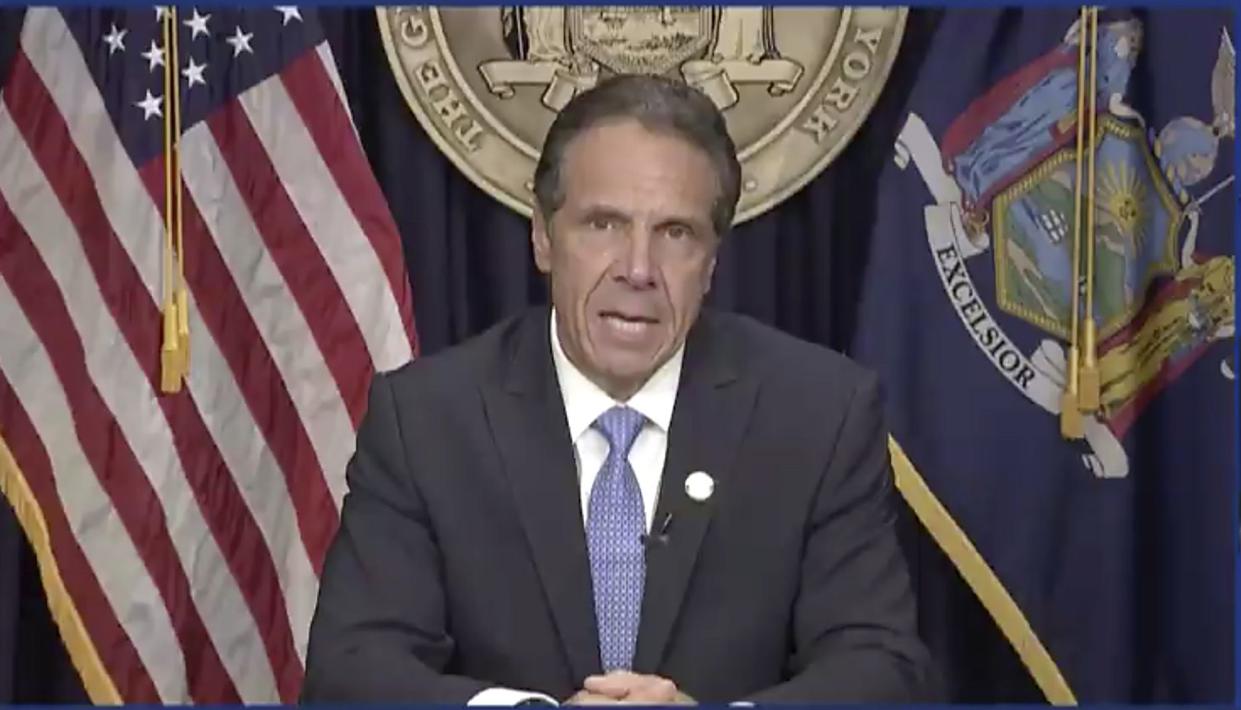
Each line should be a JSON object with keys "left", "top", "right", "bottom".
{"left": 599, "top": 310, "right": 658, "bottom": 336}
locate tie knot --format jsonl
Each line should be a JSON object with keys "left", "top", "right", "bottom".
{"left": 593, "top": 406, "right": 645, "bottom": 457}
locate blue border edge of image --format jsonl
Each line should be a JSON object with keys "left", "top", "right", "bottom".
{"left": 0, "top": 0, "right": 1234, "bottom": 707}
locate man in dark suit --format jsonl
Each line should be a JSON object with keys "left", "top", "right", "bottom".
{"left": 302, "top": 74, "right": 936, "bottom": 705}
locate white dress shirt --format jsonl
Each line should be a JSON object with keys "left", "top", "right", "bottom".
{"left": 552, "top": 311, "right": 683, "bottom": 532}
{"left": 467, "top": 311, "right": 684, "bottom": 706}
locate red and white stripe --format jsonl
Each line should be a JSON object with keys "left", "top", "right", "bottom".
{"left": 0, "top": 8, "right": 415, "bottom": 703}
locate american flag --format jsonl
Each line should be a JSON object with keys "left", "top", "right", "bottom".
{"left": 0, "top": 6, "right": 416, "bottom": 703}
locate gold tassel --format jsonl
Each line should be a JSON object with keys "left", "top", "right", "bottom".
{"left": 176, "top": 287, "right": 190, "bottom": 374}
{"left": 160, "top": 296, "right": 181, "bottom": 392}
{"left": 1060, "top": 5, "right": 1091, "bottom": 440}
{"left": 1077, "top": 6, "right": 1102, "bottom": 412}
{"left": 159, "top": 8, "right": 182, "bottom": 393}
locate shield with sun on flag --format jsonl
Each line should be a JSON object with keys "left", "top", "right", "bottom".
{"left": 992, "top": 118, "right": 1181, "bottom": 345}
{"left": 895, "top": 14, "right": 1235, "bottom": 478}
{"left": 988, "top": 113, "right": 1234, "bottom": 441}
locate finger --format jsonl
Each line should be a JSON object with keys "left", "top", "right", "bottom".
{"left": 584, "top": 672, "right": 641, "bottom": 696}
{"left": 649, "top": 677, "right": 678, "bottom": 700}
{"left": 614, "top": 675, "right": 679, "bottom": 703}
{"left": 589, "top": 670, "right": 640, "bottom": 684}
{"left": 566, "top": 691, "right": 622, "bottom": 705}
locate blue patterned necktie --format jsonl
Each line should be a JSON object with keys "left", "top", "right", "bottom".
{"left": 586, "top": 405, "right": 647, "bottom": 671}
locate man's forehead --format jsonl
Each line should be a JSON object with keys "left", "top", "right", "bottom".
{"left": 558, "top": 123, "right": 720, "bottom": 204}
{"left": 564, "top": 118, "right": 702, "bottom": 154}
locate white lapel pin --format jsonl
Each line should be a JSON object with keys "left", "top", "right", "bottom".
{"left": 684, "top": 470, "right": 715, "bottom": 503}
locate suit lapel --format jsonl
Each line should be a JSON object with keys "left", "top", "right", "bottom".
{"left": 633, "top": 314, "right": 757, "bottom": 673}
{"left": 480, "top": 311, "right": 602, "bottom": 684}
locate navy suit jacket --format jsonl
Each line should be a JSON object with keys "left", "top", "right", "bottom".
{"left": 302, "top": 307, "right": 938, "bottom": 703}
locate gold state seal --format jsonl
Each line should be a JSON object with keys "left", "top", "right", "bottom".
{"left": 378, "top": 6, "right": 906, "bottom": 223}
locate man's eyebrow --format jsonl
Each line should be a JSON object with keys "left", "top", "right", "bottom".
{"left": 578, "top": 204, "right": 631, "bottom": 221}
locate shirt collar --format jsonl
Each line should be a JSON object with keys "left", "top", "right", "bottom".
{"left": 550, "top": 309, "right": 684, "bottom": 442}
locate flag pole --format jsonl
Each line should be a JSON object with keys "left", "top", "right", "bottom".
{"left": 1060, "top": 5, "right": 1090, "bottom": 439}
{"left": 159, "top": 7, "right": 182, "bottom": 394}
{"left": 1078, "top": 6, "right": 1102, "bottom": 412}
{"left": 171, "top": 5, "right": 190, "bottom": 380}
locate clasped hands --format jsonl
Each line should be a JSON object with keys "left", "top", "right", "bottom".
{"left": 565, "top": 670, "right": 695, "bottom": 705}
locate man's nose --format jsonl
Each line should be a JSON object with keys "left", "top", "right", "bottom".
{"left": 616, "top": 229, "right": 656, "bottom": 288}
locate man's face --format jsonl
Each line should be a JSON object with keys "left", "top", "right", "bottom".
{"left": 532, "top": 119, "right": 722, "bottom": 400}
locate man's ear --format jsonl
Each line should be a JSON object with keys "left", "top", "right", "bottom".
{"left": 703, "top": 254, "right": 717, "bottom": 295}
{"left": 532, "top": 210, "right": 552, "bottom": 274}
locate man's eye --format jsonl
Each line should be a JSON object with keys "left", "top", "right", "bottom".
{"left": 589, "top": 218, "right": 616, "bottom": 231}
{"left": 665, "top": 225, "right": 691, "bottom": 240}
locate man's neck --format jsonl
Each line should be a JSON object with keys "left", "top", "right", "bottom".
{"left": 548, "top": 308, "right": 685, "bottom": 433}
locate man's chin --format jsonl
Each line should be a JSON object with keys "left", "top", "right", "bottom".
{"left": 592, "top": 357, "right": 662, "bottom": 398}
